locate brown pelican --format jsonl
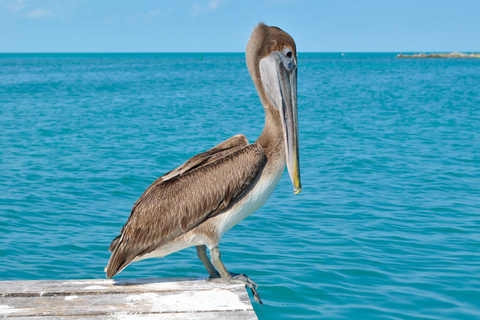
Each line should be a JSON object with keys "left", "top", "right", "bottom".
{"left": 105, "top": 23, "right": 301, "bottom": 305}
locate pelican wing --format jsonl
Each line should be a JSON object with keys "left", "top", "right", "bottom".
{"left": 106, "top": 134, "right": 266, "bottom": 278}
{"left": 129, "top": 134, "right": 249, "bottom": 214}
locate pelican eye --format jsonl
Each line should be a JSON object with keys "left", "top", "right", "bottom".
{"left": 281, "top": 47, "right": 296, "bottom": 70}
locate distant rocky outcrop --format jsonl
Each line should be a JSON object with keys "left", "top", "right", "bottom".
{"left": 397, "top": 52, "right": 480, "bottom": 58}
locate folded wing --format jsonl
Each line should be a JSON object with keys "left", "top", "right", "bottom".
{"left": 106, "top": 134, "right": 266, "bottom": 278}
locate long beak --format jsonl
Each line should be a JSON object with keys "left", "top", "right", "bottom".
{"left": 259, "top": 51, "right": 301, "bottom": 194}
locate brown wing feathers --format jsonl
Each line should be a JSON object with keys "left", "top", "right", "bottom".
{"left": 105, "top": 136, "right": 265, "bottom": 278}
{"left": 127, "top": 134, "right": 249, "bottom": 216}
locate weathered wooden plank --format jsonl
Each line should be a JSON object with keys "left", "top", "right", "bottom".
{"left": 0, "top": 278, "right": 257, "bottom": 319}
{"left": 1, "top": 277, "right": 240, "bottom": 296}
{"left": 4, "top": 311, "right": 256, "bottom": 320}
{"left": 0, "top": 289, "right": 251, "bottom": 317}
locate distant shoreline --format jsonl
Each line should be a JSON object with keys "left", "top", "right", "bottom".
{"left": 397, "top": 52, "right": 480, "bottom": 58}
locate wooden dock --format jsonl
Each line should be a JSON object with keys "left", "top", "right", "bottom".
{"left": 0, "top": 277, "right": 257, "bottom": 319}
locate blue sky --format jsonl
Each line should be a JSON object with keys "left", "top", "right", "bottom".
{"left": 1, "top": 0, "right": 479, "bottom": 52}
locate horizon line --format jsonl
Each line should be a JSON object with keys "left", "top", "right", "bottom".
{"left": 2, "top": 51, "right": 479, "bottom": 54}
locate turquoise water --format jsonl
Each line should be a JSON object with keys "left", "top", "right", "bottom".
{"left": 1, "top": 53, "right": 479, "bottom": 319}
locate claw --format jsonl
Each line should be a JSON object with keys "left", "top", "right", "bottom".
{"left": 248, "top": 285, "right": 263, "bottom": 306}
{"left": 229, "top": 273, "right": 263, "bottom": 306}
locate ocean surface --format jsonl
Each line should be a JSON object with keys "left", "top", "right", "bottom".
{"left": 1, "top": 52, "right": 479, "bottom": 319}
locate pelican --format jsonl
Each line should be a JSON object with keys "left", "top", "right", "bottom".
{"left": 105, "top": 23, "right": 301, "bottom": 305}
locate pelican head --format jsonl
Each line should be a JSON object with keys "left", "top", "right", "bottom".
{"left": 246, "top": 23, "right": 301, "bottom": 194}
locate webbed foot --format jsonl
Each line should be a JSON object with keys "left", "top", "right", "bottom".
{"left": 207, "top": 271, "right": 262, "bottom": 305}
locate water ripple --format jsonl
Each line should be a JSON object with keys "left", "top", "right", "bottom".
{"left": 1, "top": 53, "right": 479, "bottom": 319}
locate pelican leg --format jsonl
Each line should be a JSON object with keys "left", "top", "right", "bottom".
{"left": 209, "top": 246, "right": 263, "bottom": 305}
{"left": 196, "top": 245, "right": 220, "bottom": 278}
